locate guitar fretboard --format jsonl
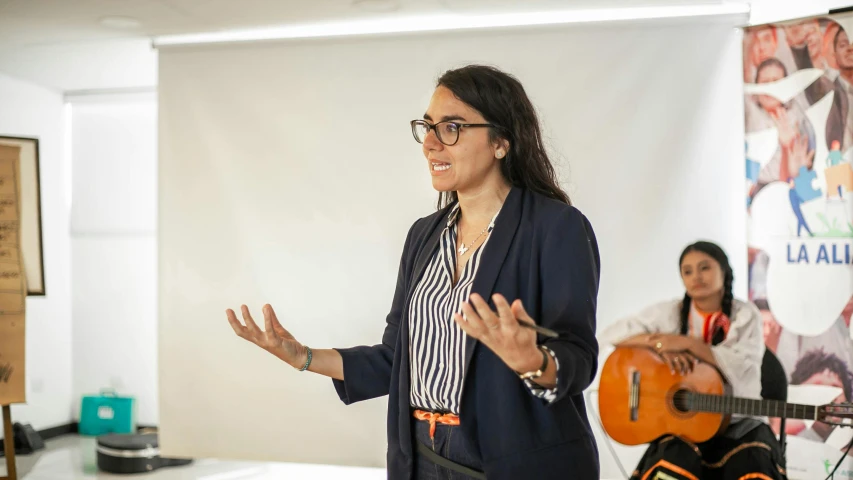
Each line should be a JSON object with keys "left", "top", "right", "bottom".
{"left": 679, "top": 392, "right": 817, "bottom": 420}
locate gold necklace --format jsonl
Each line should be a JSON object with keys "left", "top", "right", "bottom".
{"left": 457, "top": 223, "right": 491, "bottom": 256}
{"left": 457, "top": 210, "right": 498, "bottom": 256}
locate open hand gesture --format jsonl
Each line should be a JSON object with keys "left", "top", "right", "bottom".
{"left": 226, "top": 304, "right": 306, "bottom": 369}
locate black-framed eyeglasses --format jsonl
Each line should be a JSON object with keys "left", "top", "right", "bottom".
{"left": 410, "top": 119, "right": 497, "bottom": 146}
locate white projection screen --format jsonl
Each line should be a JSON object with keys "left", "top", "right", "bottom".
{"left": 158, "top": 17, "right": 746, "bottom": 473}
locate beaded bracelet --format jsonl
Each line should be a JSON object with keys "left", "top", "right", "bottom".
{"left": 299, "top": 346, "right": 313, "bottom": 372}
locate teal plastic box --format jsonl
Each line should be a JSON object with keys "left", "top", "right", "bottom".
{"left": 79, "top": 389, "right": 136, "bottom": 436}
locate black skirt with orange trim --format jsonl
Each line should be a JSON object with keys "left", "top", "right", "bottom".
{"left": 629, "top": 419, "right": 787, "bottom": 480}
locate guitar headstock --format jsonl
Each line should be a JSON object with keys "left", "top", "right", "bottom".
{"left": 818, "top": 403, "right": 853, "bottom": 427}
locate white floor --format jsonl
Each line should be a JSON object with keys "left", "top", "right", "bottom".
{"left": 0, "top": 435, "right": 386, "bottom": 480}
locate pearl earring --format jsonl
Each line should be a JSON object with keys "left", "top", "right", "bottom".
{"left": 496, "top": 152, "right": 504, "bottom": 159}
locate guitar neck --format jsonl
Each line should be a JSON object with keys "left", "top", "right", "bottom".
{"left": 687, "top": 392, "right": 817, "bottom": 420}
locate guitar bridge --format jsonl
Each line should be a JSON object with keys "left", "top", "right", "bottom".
{"left": 630, "top": 370, "right": 640, "bottom": 421}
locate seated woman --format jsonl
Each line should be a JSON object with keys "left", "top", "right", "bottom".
{"left": 599, "top": 241, "right": 786, "bottom": 480}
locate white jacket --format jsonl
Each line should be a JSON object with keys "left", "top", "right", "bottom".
{"left": 598, "top": 298, "right": 765, "bottom": 401}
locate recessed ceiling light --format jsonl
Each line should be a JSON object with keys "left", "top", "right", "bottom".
{"left": 99, "top": 16, "right": 142, "bottom": 29}
{"left": 352, "top": 0, "right": 400, "bottom": 13}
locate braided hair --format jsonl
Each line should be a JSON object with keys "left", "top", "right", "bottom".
{"left": 678, "top": 241, "right": 734, "bottom": 346}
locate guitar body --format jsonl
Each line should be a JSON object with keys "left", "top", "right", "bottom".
{"left": 599, "top": 345, "right": 730, "bottom": 446}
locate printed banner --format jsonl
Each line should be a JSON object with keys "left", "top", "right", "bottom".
{"left": 0, "top": 144, "right": 27, "bottom": 405}
{"left": 745, "top": 13, "right": 853, "bottom": 479}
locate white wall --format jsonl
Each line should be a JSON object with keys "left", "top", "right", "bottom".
{"left": 69, "top": 93, "right": 159, "bottom": 426}
{"left": 0, "top": 55, "right": 160, "bottom": 435}
{"left": 157, "top": 18, "right": 745, "bottom": 474}
{"left": 0, "top": 73, "right": 73, "bottom": 434}
{"left": 0, "top": 38, "right": 157, "bottom": 93}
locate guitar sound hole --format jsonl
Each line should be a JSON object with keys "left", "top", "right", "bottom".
{"left": 672, "top": 390, "right": 691, "bottom": 413}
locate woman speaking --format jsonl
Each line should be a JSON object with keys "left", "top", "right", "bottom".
{"left": 226, "top": 65, "right": 601, "bottom": 480}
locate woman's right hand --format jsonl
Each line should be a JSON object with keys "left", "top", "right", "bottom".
{"left": 658, "top": 351, "right": 698, "bottom": 375}
{"left": 644, "top": 334, "right": 699, "bottom": 375}
{"left": 226, "top": 304, "right": 307, "bottom": 369}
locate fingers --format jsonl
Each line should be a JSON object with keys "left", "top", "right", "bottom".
{"left": 673, "top": 354, "right": 688, "bottom": 374}
{"left": 241, "top": 305, "right": 262, "bottom": 334}
{"left": 510, "top": 299, "right": 535, "bottom": 326}
{"left": 661, "top": 352, "right": 695, "bottom": 375}
{"left": 267, "top": 304, "right": 292, "bottom": 339}
{"left": 231, "top": 305, "right": 280, "bottom": 343}
{"left": 669, "top": 354, "right": 685, "bottom": 375}
{"left": 469, "top": 294, "right": 500, "bottom": 331}
{"left": 460, "top": 301, "right": 487, "bottom": 337}
{"left": 679, "top": 354, "right": 694, "bottom": 374}
{"left": 492, "top": 294, "right": 516, "bottom": 328}
{"left": 678, "top": 353, "right": 695, "bottom": 373}
{"left": 262, "top": 304, "right": 278, "bottom": 340}
{"left": 453, "top": 312, "right": 475, "bottom": 338}
{"left": 661, "top": 353, "right": 678, "bottom": 374}
{"left": 226, "top": 309, "right": 248, "bottom": 338}
{"left": 687, "top": 353, "right": 698, "bottom": 369}
{"left": 457, "top": 295, "right": 537, "bottom": 343}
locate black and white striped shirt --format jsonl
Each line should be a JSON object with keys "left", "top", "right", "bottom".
{"left": 408, "top": 204, "right": 558, "bottom": 414}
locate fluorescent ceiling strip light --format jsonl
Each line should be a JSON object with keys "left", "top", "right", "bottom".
{"left": 152, "top": 2, "right": 750, "bottom": 47}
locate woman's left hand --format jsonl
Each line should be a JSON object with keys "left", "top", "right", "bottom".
{"left": 453, "top": 293, "right": 544, "bottom": 374}
{"left": 647, "top": 334, "right": 708, "bottom": 374}
{"left": 648, "top": 333, "right": 695, "bottom": 353}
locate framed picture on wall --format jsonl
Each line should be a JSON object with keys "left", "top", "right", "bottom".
{"left": 0, "top": 136, "right": 45, "bottom": 296}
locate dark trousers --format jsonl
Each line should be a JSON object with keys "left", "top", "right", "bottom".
{"left": 413, "top": 418, "right": 483, "bottom": 480}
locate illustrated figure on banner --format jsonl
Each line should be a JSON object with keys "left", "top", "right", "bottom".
{"left": 745, "top": 15, "right": 853, "bottom": 472}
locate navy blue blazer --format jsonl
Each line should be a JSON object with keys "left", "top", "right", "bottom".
{"left": 333, "top": 186, "right": 600, "bottom": 479}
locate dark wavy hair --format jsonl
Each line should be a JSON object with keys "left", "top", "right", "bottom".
{"left": 678, "top": 241, "right": 734, "bottom": 345}
{"left": 791, "top": 348, "right": 853, "bottom": 401}
{"left": 433, "top": 65, "right": 570, "bottom": 209}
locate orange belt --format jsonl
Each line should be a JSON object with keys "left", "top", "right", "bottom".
{"left": 413, "top": 409, "right": 460, "bottom": 440}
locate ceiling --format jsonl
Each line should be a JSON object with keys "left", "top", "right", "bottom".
{"left": 0, "top": 0, "right": 732, "bottom": 92}
{"left": 3, "top": 0, "right": 842, "bottom": 92}
{"left": 0, "top": 0, "right": 720, "bottom": 48}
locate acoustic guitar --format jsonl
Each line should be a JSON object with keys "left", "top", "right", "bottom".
{"left": 598, "top": 345, "right": 853, "bottom": 446}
